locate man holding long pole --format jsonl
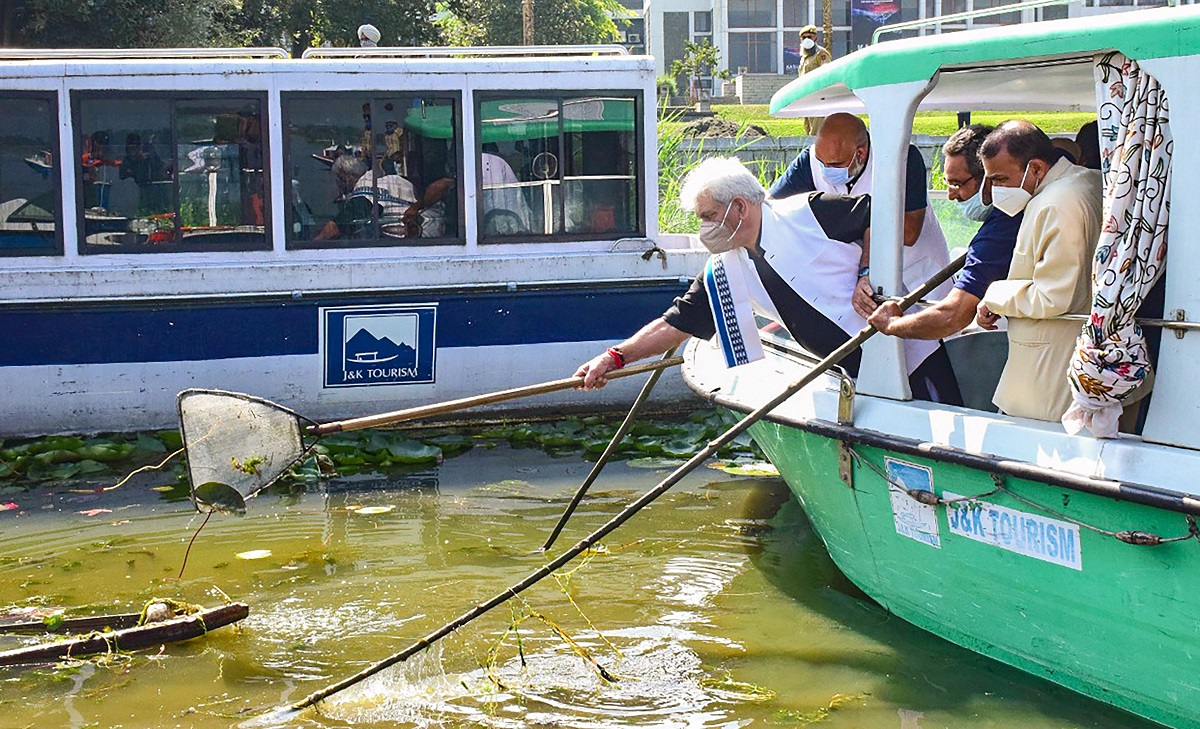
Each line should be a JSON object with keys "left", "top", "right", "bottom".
{"left": 575, "top": 157, "right": 962, "bottom": 405}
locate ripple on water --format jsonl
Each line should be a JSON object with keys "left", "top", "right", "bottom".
{"left": 323, "top": 635, "right": 757, "bottom": 728}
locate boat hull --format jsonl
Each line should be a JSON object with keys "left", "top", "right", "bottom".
{"left": 0, "top": 280, "right": 692, "bottom": 436}
{"left": 749, "top": 419, "right": 1200, "bottom": 729}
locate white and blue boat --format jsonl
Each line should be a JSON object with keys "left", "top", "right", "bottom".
{"left": 0, "top": 46, "right": 707, "bottom": 436}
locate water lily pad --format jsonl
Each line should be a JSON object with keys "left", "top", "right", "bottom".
{"left": 236, "top": 549, "right": 272, "bottom": 560}
{"left": 421, "top": 434, "right": 474, "bottom": 455}
{"left": 192, "top": 481, "right": 247, "bottom": 515}
{"left": 352, "top": 505, "right": 394, "bottom": 515}
{"left": 382, "top": 439, "right": 442, "bottom": 464}
{"left": 156, "top": 430, "right": 184, "bottom": 450}
{"left": 76, "top": 443, "right": 136, "bottom": 462}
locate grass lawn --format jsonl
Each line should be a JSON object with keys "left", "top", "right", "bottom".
{"left": 707, "top": 105, "right": 1094, "bottom": 138}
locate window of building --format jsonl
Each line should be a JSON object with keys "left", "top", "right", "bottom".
{"left": 75, "top": 94, "right": 267, "bottom": 254}
{"left": 283, "top": 94, "right": 461, "bottom": 249}
{"left": 694, "top": 10, "right": 713, "bottom": 32}
{"left": 729, "top": 32, "right": 779, "bottom": 73}
{"left": 729, "top": 0, "right": 778, "bottom": 27}
{"left": 0, "top": 94, "right": 59, "bottom": 257}
{"left": 783, "top": 0, "right": 807, "bottom": 27}
{"left": 475, "top": 94, "right": 642, "bottom": 241}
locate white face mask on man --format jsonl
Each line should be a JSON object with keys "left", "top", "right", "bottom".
{"left": 990, "top": 162, "right": 1036, "bottom": 217}
{"left": 801, "top": 37, "right": 816, "bottom": 51}
{"left": 698, "top": 200, "right": 743, "bottom": 254}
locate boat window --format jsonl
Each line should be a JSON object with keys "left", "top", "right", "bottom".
{"left": 476, "top": 94, "right": 642, "bottom": 242}
{"left": 0, "top": 94, "right": 60, "bottom": 257}
{"left": 74, "top": 94, "right": 268, "bottom": 254}
{"left": 282, "top": 94, "right": 462, "bottom": 249}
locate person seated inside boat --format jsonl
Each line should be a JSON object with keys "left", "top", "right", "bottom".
{"left": 481, "top": 143, "right": 533, "bottom": 235}
{"left": 1075, "top": 120, "right": 1101, "bottom": 171}
{"left": 867, "top": 125, "right": 1024, "bottom": 340}
{"left": 314, "top": 154, "right": 452, "bottom": 241}
{"left": 973, "top": 120, "right": 1103, "bottom": 422}
{"left": 574, "top": 157, "right": 963, "bottom": 405}
{"left": 768, "top": 112, "right": 953, "bottom": 313}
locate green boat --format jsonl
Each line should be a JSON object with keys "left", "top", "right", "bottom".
{"left": 682, "top": 6, "right": 1200, "bottom": 728}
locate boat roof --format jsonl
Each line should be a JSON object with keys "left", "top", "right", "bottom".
{"left": 771, "top": 5, "right": 1200, "bottom": 116}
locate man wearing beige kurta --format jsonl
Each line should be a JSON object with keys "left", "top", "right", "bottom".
{"left": 976, "top": 121, "right": 1102, "bottom": 421}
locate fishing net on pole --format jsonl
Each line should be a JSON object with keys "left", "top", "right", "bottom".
{"left": 176, "top": 389, "right": 315, "bottom": 514}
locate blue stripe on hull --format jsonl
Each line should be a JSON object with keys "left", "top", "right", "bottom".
{"left": 0, "top": 283, "right": 687, "bottom": 367}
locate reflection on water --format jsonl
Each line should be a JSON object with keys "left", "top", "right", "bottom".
{"left": 0, "top": 445, "right": 1152, "bottom": 728}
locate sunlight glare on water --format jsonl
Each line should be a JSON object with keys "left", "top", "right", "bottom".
{"left": 0, "top": 443, "right": 1158, "bottom": 728}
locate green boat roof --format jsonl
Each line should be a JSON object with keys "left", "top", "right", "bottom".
{"left": 771, "top": 5, "right": 1200, "bottom": 116}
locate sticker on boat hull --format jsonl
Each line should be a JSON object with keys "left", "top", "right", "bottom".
{"left": 321, "top": 304, "right": 437, "bottom": 387}
{"left": 885, "top": 458, "right": 941, "bottom": 548}
{"left": 943, "top": 492, "right": 1082, "bottom": 570}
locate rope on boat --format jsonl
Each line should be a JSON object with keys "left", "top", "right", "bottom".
{"left": 847, "top": 446, "right": 1200, "bottom": 546}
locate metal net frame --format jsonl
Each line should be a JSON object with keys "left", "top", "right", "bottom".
{"left": 177, "top": 389, "right": 317, "bottom": 514}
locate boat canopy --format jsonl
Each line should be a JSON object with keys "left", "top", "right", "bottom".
{"left": 770, "top": 5, "right": 1200, "bottom": 116}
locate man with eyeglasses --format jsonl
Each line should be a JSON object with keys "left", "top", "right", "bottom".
{"left": 866, "top": 124, "right": 1023, "bottom": 340}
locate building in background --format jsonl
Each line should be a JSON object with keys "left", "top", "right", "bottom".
{"left": 644, "top": 0, "right": 1193, "bottom": 102}
{"left": 616, "top": 0, "right": 648, "bottom": 54}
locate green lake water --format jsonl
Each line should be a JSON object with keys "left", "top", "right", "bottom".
{"left": 0, "top": 444, "right": 1154, "bottom": 728}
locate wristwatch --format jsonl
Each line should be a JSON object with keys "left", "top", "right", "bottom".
{"left": 858, "top": 266, "right": 870, "bottom": 278}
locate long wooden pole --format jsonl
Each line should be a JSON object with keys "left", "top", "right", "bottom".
{"left": 311, "top": 357, "right": 683, "bottom": 435}
{"left": 541, "top": 347, "right": 679, "bottom": 552}
{"left": 272, "top": 253, "right": 967, "bottom": 718}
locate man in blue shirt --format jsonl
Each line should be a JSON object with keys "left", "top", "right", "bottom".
{"left": 769, "top": 112, "right": 931, "bottom": 248}
{"left": 770, "top": 112, "right": 955, "bottom": 313}
{"left": 867, "top": 125, "right": 1023, "bottom": 339}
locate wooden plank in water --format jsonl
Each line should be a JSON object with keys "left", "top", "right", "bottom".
{"left": 0, "top": 603, "right": 249, "bottom": 666}
{"left": 0, "top": 613, "right": 141, "bottom": 635}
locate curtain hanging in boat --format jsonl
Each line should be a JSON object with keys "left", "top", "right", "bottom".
{"left": 1062, "top": 52, "right": 1171, "bottom": 438}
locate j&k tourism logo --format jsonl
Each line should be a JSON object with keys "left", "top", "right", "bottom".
{"left": 321, "top": 304, "right": 437, "bottom": 387}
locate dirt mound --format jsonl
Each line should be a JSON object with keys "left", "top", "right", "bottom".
{"left": 679, "top": 116, "right": 768, "bottom": 139}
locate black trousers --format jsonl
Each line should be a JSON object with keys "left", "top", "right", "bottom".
{"left": 908, "top": 345, "right": 964, "bottom": 406}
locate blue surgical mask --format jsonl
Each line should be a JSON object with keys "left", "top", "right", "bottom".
{"left": 821, "top": 164, "right": 851, "bottom": 187}
{"left": 958, "top": 185, "right": 992, "bottom": 222}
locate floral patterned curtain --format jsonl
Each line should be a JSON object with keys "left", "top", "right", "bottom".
{"left": 1062, "top": 52, "right": 1171, "bottom": 438}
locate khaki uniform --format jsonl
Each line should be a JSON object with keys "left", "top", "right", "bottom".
{"left": 798, "top": 45, "right": 833, "bottom": 135}
{"left": 982, "top": 158, "right": 1103, "bottom": 421}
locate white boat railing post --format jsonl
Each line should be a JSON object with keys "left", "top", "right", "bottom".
{"left": 853, "top": 76, "right": 938, "bottom": 402}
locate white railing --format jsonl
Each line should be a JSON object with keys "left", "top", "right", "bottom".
{"left": 872, "top": 0, "right": 1079, "bottom": 43}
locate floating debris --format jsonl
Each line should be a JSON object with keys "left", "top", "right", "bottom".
{"left": 350, "top": 505, "right": 394, "bottom": 515}
{"left": 235, "top": 550, "right": 272, "bottom": 560}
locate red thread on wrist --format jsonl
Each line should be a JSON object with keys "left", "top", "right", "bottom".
{"left": 606, "top": 346, "right": 626, "bottom": 369}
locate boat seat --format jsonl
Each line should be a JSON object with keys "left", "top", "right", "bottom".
{"left": 942, "top": 329, "right": 1007, "bottom": 413}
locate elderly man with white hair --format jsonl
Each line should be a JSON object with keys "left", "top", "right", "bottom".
{"left": 575, "top": 157, "right": 962, "bottom": 404}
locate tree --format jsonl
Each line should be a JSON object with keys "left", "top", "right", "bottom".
{"left": 1, "top": 0, "right": 243, "bottom": 49}
{"left": 436, "top": 0, "right": 625, "bottom": 47}
{"left": 0, "top": 0, "right": 445, "bottom": 55}
{"left": 670, "top": 39, "right": 730, "bottom": 105}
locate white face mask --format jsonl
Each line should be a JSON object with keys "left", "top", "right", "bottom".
{"left": 958, "top": 185, "right": 992, "bottom": 222}
{"left": 801, "top": 37, "right": 816, "bottom": 51}
{"left": 990, "top": 162, "right": 1034, "bottom": 217}
{"left": 698, "top": 200, "right": 743, "bottom": 254}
